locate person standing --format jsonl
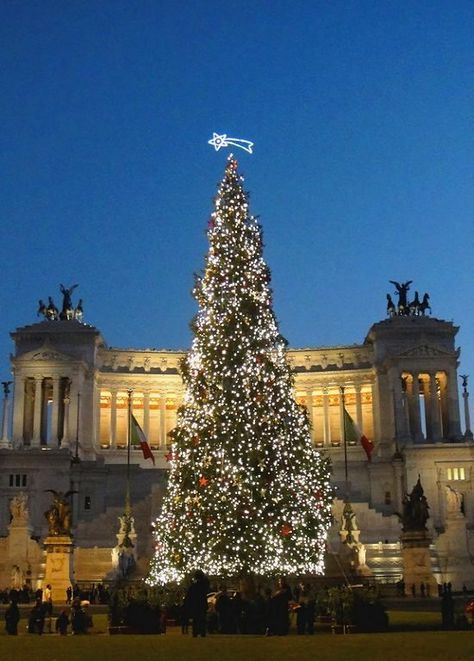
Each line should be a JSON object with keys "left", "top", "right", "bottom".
{"left": 5, "top": 600, "right": 20, "bottom": 635}
{"left": 185, "top": 570, "right": 210, "bottom": 638}
{"left": 66, "top": 586, "right": 72, "bottom": 604}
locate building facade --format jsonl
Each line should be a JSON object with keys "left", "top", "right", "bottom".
{"left": 0, "top": 309, "right": 473, "bottom": 588}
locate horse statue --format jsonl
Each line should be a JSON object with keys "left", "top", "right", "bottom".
{"left": 46, "top": 297, "right": 59, "bottom": 321}
{"left": 59, "top": 284, "right": 78, "bottom": 320}
{"left": 409, "top": 291, "right": 421, "bottom": 316}
{"left": 74, "top": 298, "right": 84, "bottom": 322}
{"left": 37, "top": 299, "right": 47, "bottom": 318}
{"left": 386, "top": 294, "right": 396, "bottom": 317}
{"left": 389, "top": 280, "right": 413, "bottom": 315}
{"left": 419, "top": 292, "right": 431, "bottom": 316}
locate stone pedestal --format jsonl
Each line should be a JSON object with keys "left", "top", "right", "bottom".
{"left": 435, "top": 518, "right": 474, "bottom": 590}
{"left": 43, "top": 535, "right": 74, "bottom": 599}
{"left": 401, "top": 530, "right": 437, "bottom": 595}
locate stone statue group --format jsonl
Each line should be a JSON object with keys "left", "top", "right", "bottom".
{"left": 37, "top": 284, "right": 83, "bottom": 322}
{"left": 387, "top": 280, "right": 431, "bottom": 317}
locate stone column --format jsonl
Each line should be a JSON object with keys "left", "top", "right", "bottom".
{"left": 143, "top": 391, "right": 150, "bottom": 440}
{"left": 461, "top": 381, "right": 473, "bottom": 440}
{"left": 322, "top": 387, "right": 330, "bottom": 446}
{"left": 355, "top": 384, "right": 363, "bottom": 429}
{"left": 50, "top": 375, "right": 61, "bottom": 446}
{"left": 32, "top": 376, "right": 43, "bottom": 447}
{"left": 410, "top": 374, "right": 424, "bottom": 442}
{"left": 306, "top": 389, "right": 314, "bottom": 442}
{"left": 160, "top": 394, "right": 167, "bottom": 449}
{"left": 12, "top": 376, "right": 26, "bottom": 446}
{"left": 110, "top": 390, "right": 118, "bottom": 449}
{"left": 0, "top": 382, "right": 12, "bottom": 447}
{"left": 446, "top": 368, "right": 462, "bottom": 440}
{"left": 391, "top": 369, "right": 410, "bottom": 441}
{"left": 61, "top": 390, "right": 71, "bottom": 449}
{"left": 429, "top": 373, "right": 442, "bottom": 442}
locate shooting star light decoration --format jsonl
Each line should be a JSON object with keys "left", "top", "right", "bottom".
{"left": 208, "top": 132, "right": 254, "bottom": 154}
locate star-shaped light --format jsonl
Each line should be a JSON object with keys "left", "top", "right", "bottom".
{"left": 208, "top": 132, "right": 254, "bottom": 154}
{"left": 199, "top": 476, "right": 209, "bottom": 487}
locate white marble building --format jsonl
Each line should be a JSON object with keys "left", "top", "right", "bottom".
{"left": 0, "top": 309, "right": 473, "bottom": 588}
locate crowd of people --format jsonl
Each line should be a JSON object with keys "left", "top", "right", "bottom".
{"left": 3, "top": 583, "right": 95, "bottom": 636}
{"left": 173, "top": 572, "right": 317, "bottom": 637}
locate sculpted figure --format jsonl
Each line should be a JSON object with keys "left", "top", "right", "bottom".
{"left": 59, "top": 284, "right": 78, "bottom": 320}
{"left": 398, "top": 476, "right": 430, "bottom": 531}
{"left": 46, "top": 297, "right": 59, "bottom": 320}
{"left": 409, "top": 291, "right": 421, "bottom": 316}
{"left": 419, "top": 292, "right": 431, "bottom": 316}
{"left": 386, "top": 294, "right": 396, "bottom": 317}
{"left": 10, "top": 492, "right": 29, "bottom": 524}
{"left": 74, "top": 298, "right": 84, "bottom": 322}
{"left": 37, "top": 299, "right": 47, "bottom": 318}
{"left": 389, "top": 280, "right": 413, "bottom": 315}
{"left": 44, "top": 490, "right": 76, "bottom": 536}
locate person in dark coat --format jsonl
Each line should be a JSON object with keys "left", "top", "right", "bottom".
{"left": 55, "top": 609, "right": 69, "bottom": 635}
{"left": 28, "top": 599, "right": 45, "bottom": 634}
{"left": 215, "top": 586, "right": 234, "bottom": 633}
{"left": 5, "top": 601, "right": 20, "bottom": 635}
{"left": 270, "top": 578, "right": 292, "bottom": 636}
{"left": 185, "top": 570, "right": 210, "bottom": 637}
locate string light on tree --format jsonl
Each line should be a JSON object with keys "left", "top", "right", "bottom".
{"left": 146, "top": 156, "right": 332, "bottom": 585}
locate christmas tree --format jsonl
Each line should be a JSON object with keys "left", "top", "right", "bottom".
{"left": 147, "top": 156, "right": 332, "bottom": 584}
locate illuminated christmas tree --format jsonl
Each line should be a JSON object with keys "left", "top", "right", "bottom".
{"left": 147, "top": 156, "right": 332, "bottom": 584}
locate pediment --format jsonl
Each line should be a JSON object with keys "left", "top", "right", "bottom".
{"left": 398, "top": 344, "right": 454, "bottom": 359}
{"left": 16, "top": 341, "right": 76, "bottom": 363}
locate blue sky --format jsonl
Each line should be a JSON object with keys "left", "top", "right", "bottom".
{"left": 1, "top": 1, "right": 473, "bottom": 420}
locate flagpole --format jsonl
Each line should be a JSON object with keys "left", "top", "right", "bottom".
{"left": 126, "top": 388, "right": 133, "bottom": 516}
{"left": 340, "top": 386, "right": 349, "bottom": 495}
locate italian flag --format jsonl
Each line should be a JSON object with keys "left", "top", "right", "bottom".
{"left": 343, "top": 408, "right": 374, "bottom": 462}
{"left": 131, "top": 414, "right": 155, "bottom": 465}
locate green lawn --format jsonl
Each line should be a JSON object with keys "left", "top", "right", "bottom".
{"left": 1, "top": 613, "right": 474, "bottom": 661}
{"left": 0, "top": 630, "right": 473, "bottom": 661}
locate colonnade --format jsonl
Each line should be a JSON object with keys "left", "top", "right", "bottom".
{"left": 98, "top": 389, "right": 179, "bottom": 450}
{"left": 11, "top": 374, "right": 77, "bottom": 447}
{"left": 392, "top": 368, "right": 461, "bottom": 442}
{"left": 297, "top": 382, "right": 376, "bottom": 446}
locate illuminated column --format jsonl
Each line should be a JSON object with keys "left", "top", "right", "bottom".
{"left": 355, "top": 384, "right": 363, "bottom": 429}
{"left": 306, "top": 389, "right": 314, "bottom": 442}
{"left": 50, "top": 375, "right": 61, "bottom": 446}
{"left": 110, "top": 390, "right": 117, "bottom": 449}
{"left": 62, "top": 385, "right": 71, "bottom": 449}
{"left": 32, "top": 376, "right": 43, "bottom": 447}
{"left": 160, "top": 394, "right": 167, "bottom": 449}
{"left": 429, "top": 373, "right": 441, "bottom": 442}
{"left": 322, "top": 387, "right": 331, "bottom": 445}
{"left": 391, "top": 369, "right": 410, "bottom": 441}
{"left": 410, "top": 374, "right": 424, "bottom": 442}
{"left": 12, "top": 376, "right": 25, "bottom": 444}
{"left": 445, "top": 368, "right": 462, "bottom": 439}
{"left": 143, "top": 391, "right": 150, "bottom": 440}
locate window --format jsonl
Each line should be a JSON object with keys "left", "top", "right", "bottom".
{"left": 9, "top": 474, "right": 27, "bottom": 488}
{"left": 84, "top": 496, "right": 91, "bottom": 511}
{"left": 384, "top": 491, "right": 392, "bottom": 505}
{"left": 447, "top": 467, "right": 465, "bottom": 481}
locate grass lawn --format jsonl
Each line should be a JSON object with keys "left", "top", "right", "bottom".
{"left": 1, "top": 615, "right": 473, "bottom": 661}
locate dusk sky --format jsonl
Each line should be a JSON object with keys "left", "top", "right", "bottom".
{"left": 1, "top": 2, "right": 473, "bottom": 419}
